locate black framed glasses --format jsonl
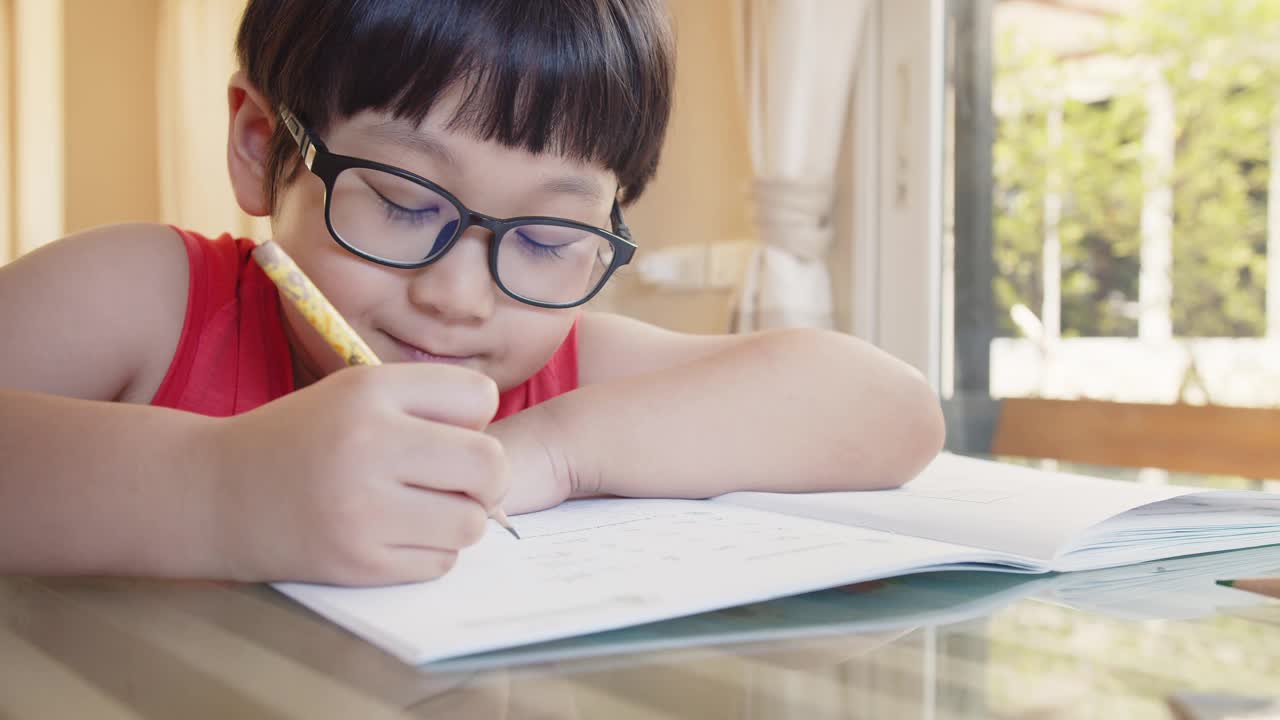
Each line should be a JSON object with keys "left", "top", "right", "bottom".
{"left": 279, "top": 108, "right": 636, "bottom": 308}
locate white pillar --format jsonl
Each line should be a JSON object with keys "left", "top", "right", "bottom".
{"left": 1139, "top": 68, "right": 1174, "bottom": 341}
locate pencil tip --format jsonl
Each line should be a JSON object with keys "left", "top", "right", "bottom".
{"left": 1215, "top": 579, "right": 1235, "bottom": 588}
{"left": 506, "top": 526, "right": 521, "bottom": 540}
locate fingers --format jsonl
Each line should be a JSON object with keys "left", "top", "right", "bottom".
{"left": 385, "top": 484, "right": 493, "bottom": 551}
{"left": 352, "top": 546, "right": 461, "bottom": 585}
{"left": 345, "top": 488, "right": 489, "bottom": 585}
{"left": 394, "top": 421, "right": 510, "bottom": 511}
{"left": 316, "top": 488, "right": 484, "bottom": 586}
{"left": 335, "top": 363, "right": 499, "bottom": 430}
{"left": 284, "top": 363, "right": 509, "bottom": 586}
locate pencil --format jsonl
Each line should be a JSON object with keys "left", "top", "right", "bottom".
{"left": 1215, "top": 577, "right": 1280, "bottom": 600}
{"left": 251, "top": 240, "right": 520, "bottom": 540}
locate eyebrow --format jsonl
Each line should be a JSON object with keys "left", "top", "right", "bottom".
{"left": 360, "top": 121, "right": 460, "bottom": 169}
{"left": 539, "top": 174, "right": 606, "bottom": 203}
{"left": 361, "top": 119, "right": 607, "bottom": 204}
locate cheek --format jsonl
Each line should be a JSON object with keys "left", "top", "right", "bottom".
{"left": 496, "top": 308, "right": 579, "bottom": 388}
{"left": 273, "top": 172, "right": 328, "bottom": 238}
{"left": 309, "top": 254, "right": 399, "bottom": 326}
{"left": 274, "top": 180, "right": 395, "bottom": 317}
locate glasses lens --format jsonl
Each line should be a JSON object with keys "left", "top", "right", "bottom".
{"left": 496, "top": 223, "right": 616, "bottom": 305}
{"left": 328, "top": 167, "right": 462, "bottom": 264}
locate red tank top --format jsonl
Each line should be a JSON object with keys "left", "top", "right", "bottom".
{"left": 150, "top": 228, "right": 578, "bottom": 420}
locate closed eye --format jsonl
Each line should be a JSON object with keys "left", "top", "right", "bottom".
{"left": 514, "top": 229, "right": 572, "bottom": 259}
{"left": 373, "top": 189, "right": 441, "bottom": 225}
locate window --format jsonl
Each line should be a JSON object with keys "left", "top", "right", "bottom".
{"left": 944, "top": 0, "right": 1280, "bottom": 450}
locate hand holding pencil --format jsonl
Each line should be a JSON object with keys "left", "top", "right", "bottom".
{"left": 252, "top": 240, "right": 520, "bottom": 540}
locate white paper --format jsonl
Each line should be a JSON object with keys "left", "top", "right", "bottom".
{"left": 715, "top": 453, "right": 1198, "bottom": 562}
{"left": 274, "top": 455, "right": 1280, "bottom": 665}
{"left": 276, "top": 498, "right": 991, "bottom": 664}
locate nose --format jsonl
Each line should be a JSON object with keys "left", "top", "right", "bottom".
{"left": 406, "top": 227, "right": 496, "bottom": 323}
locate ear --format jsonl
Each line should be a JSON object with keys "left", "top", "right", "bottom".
{"left": 226, "top": 70, "right": 275, "bottom": 217}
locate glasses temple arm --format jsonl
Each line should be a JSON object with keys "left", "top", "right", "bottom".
{"left": 611, "top": 201, "right": 633, "bottom": 242}
{"left": 278, "top": 106, "right": 325, "bottom": 170}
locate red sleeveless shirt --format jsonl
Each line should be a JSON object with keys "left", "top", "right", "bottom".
{"left": 150, "top": 228, "right": 578, "bottom": 419}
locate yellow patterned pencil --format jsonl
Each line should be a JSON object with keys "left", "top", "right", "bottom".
{"left": 251, "top": 240, "right": 520, "bottom": 539}
{"left": 252, "top": 240, "right": 379, "bottom": 366}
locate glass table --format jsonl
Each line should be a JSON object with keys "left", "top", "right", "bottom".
{"left": 3, "top": 461, "right": 1279, "bottom": 719}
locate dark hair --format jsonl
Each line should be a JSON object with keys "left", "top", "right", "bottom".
{"left": 236, "top": 0, "right": 675, "bottom": 213}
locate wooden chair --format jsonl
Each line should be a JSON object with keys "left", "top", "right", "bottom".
{"left": 991, "top": 397, "right": 1280, "bottom": 479}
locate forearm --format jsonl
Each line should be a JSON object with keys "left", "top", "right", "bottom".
{"left": 0, "top": 389, "right": 229, "bottom": 577}
{"left": 534, "top": 329, "right": 944, "bottom": 501}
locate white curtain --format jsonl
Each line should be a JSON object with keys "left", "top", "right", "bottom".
{"left": 157, "top": 0, "right": 270, "bottom": 240}
{"left": 730, "top": 0, "right": 868, "bottom": 331}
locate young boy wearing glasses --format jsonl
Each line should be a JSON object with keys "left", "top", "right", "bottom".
{"left": 0, "top": 0, "right": 944, "bottom": 585}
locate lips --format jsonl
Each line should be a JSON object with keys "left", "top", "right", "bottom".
{"left": 382, "top": 331, "right": 476, "bottom": 365}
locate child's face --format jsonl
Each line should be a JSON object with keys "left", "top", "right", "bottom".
{"left": 271, "top": 93, "right": 618, "bottom": 390}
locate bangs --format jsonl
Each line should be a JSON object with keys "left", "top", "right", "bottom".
{"left": 238, "top": 0, "right": 674, "bottom": 207}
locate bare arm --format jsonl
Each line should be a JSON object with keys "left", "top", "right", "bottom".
{"left": 0, "top": 224, "right": 230, "bottom": 575}
{"left": 0, "top": 224, "right": 191, "bottom": 403}
{"left": 0, "top": 226, "right": 506, "bottom": 583}
{"left": 0, "top": 390, "right": 232, "bottom": 576}
{"left": 494, "top": 312, "right": 945, "bottom": 512}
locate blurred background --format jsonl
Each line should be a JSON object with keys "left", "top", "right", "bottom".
{"left": 2, "top": 0, "right": 1280, "bottom": 456}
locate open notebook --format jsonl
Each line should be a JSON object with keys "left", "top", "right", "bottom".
{"left": 431, "top": 544, "right": 1280, "bottom": 672}
{"left": 275, "top": 453, "right": 1280, "bottom": 665}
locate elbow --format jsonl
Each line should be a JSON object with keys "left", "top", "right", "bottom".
{"left": 882, "top": 376, "right": 946, "bottom": 489}
{"left": 840, "top": 378, "right": 943, "bottom": 492}
{"left": 756, "top": 328, "right": 946, "bottom": 493}
{"left": 825, "top": 334, "right": 946, "bottom": 492}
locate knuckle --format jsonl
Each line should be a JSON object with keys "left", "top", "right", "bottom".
{"left": 465, "top": 433, "right": 507, "bottom": 475}
{"left": 430, "top": 550, "right": 459, "bottom": 578}
{"left": 457, "top": 505, "right": 489, "bottom": 546}
{"left": 337, "top": 364, "right": 382, "bottom": 397}
{"left": 467, "top": 434, "right": 509, "bottom": 503}
{"left": 440, "top": 503, "right": 487, "bottom": 549}
{"left": 463, "top": 372, "right": 500, "bottom": 413}
{"left": 401, "top": 550, "right": 457, "bottom": 582}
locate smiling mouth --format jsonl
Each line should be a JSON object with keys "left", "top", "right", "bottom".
{"left": 382, "top": 332, "right": 475, "bottom": 365}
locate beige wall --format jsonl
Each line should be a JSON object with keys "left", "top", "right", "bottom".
{"left": 63, "top": 0, "right": 160, "bottom": 234}
{"left": 626, "top": 0, "right": 754, "bottom": 251}
{"left": 2, "top": 0, "right": 163, "bottom": 264}
{"left": 0, "top": 0, "right": 11, "bottom": 262}
{"left": 607, "top": 0, "right": 757, "bottom": 333}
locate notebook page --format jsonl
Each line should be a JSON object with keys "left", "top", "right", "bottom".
{"left": 275, "top": 497, "right": 996, "bottom": 664}
{"left": 1044, "top": 544, "right": 1280, "bottom": 619}
{"left": 1049, "top": 492, "right": 1280, "bottom": 569}
{"left": 714, "top": 453, "right": 1196, "bottom": 563}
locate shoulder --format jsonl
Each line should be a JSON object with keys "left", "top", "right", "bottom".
{"left": 575, "top": 311, "right": 753, "bottom": 386}
{"left": 0, "top": 223, "right": 191, "bottom": 402}
{"left": 14, "top": 223, "right": 189, "bottom": 271}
